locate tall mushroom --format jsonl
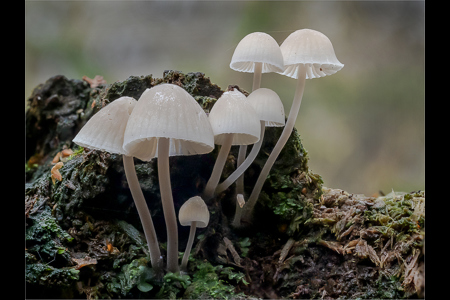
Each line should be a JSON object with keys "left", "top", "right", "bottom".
{"left": 123, "top": 84, "right": 214, "bottom": 273}
{"left": 230, "top": 32, "right": 284, "bottom": 195}
{"left": 178, "top": 196, "right": 210, "bottom": 271}
{"left": 72, "top": 97, "right": 163, "bottom": 272}
{"left": 213, "top": 88, "right": 285, "bottom": 226}
{"left": 202, "top": 89, "right": 261, "bottom": 201}
{"left": 242, "top": 29, "right": 344, "bottom": 222}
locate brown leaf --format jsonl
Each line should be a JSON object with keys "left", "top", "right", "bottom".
{"left": 82, "top": 75, "right": 107, "bottom": 88}
{"left": 72, "top": 256, "right": 97, "bottom": 270}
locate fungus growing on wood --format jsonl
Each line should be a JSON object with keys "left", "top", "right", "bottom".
{"left": 202, "top": 89, "right": 260, "bottom": 201}
{"left": 72, "top": 96, "right": 163, "bottom": 272}
{"left": 230, "top": 32, "right": 284, "bottom": 196}
{"left": 178, "top": 196, "right": 210, "bottom": 271}
{"left": 242, "top": 29, "right": 344, "bottom": 222}
{"left": 123, "top": 84, "right": 214, "bottom": 273}
{"left": 51, "top": 162, "right": 64, "bottom": 184}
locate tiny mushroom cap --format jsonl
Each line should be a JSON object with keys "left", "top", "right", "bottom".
{"left": 230, "top": 32, "right": 284, "bottom": 73}
{"left": 73, "top": 96, "right": 136, "bottom": 155}
{"left": 123, "top": 84, "right": 214, "bottom": 161}
{"left": 208, "top": 89, "right": 261, "bottom": 145}
{"left": 246, "top": 88, "right": 285, "bottom": 127}
{"left": 179, "top": 196, "right": 210, "bottom": 228}
{"left": 278, "top": 28, "right": 344, "bottom": 79}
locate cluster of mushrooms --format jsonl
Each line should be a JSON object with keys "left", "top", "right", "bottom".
{"left": 72, "top": 29, "right": 343, "bottom": 274}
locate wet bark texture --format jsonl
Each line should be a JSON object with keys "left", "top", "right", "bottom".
{"left": 25, "top": 71, "right": 424, "bottom": 299}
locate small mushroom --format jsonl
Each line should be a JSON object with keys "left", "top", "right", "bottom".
{"left": 51, "top": 162, "right": 64, "bottom": 184}
{"left": 178, "top": 196, "right": 210, "bottom": 271}
{"left": 202, "top": 89, "right": 261, "bottom": 201}
{"left": 60, "top": 148, "right": 74, "bottom": 162}
{"left": 243, "top": 29, "right": 344, "bottom": 222}
{"left": 123, "top": 84, "right": 214, "bottom": 273}
{"left": 73, "top": 96, "right": 163, "bottom": 272}
{"left": 213, "top": 88, "right": 285, "bottom": 227}
{"left": 230, "top": 32, "right": 284, "bottom": 91}
{"left": 216, "top": 88, "right": 285, "bottom": 194}
{"left": 230, "top": 32, "right": 284, "bottom": 195}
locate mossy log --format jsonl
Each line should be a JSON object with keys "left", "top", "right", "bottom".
{"left": 25, "top": 71, "right": 424, "bottom": 299}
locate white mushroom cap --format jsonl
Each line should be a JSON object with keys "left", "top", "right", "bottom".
{"left": 73, "top": 96, "right": 136, "bottom": 155}
{"left": 122, "top": 84, "right": 214, "bottom": 161}
{"left": 178, "top": 196, "right": 210, "bottom": 228}
{"left": 208, "top": 90, "right": 261, "bottom": 146}
{"left": 230, "top": 32, "right": 284, "bottom": 73}
{"left": 246, "top": 88, "right": 285, "bottom": 127}
{"left": 278, "top": 29, "right": 344, "bottom": 79}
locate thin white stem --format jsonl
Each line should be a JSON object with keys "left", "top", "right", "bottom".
{"left": 180, "top": 221, "right": 197, "bottom": 271}
{"left": 203, "top": 134, "right": 234, "bottom": 201}
{"left": 235, "top": 145, "right": 246, "bottom": 195}
{"left": 123, "top": 155, "right": 163, "bottom": 272}
{"left": 232, "top": 194, "right": 245, "bottom": 227}
{"left": 236, "top": 62, "right": 263, "bottom": 195}
{"left": 252, "top": 62, "right": 263, "bottom": 92}
{"left": 157, "top": 137, "right": 179, "bottom": 273}
{"left": 242, "top": 65, "right": 307, "bottom": 222}
{"left": 216, "top": 121, "right": 265, "bottom": 195}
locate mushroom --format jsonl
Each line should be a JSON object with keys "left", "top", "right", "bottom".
{"left": 202, "top": 89, "right": 261, "bottom": 201}
{"left": 72, "top": 96, "right": 163, "bottom": 272}
{"left": 178, "top": 196, "right": 210, "bottom": 271}
{"left": 213, "top": 88, "right": 285, "bottom": 226}
{"left": 230, "top": 32, "right": 284, "bottom": 195}
{"left": 242, "top": 29, "right": 344, "bottom": 222}
{"left": 230, "top": 32, "right": 284, "bottom": 91}
{"left": 123, "top": 84, "right": 214, "bottom": 273}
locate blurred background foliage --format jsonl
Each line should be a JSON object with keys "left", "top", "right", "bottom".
{"left": 25, "top": 0, "right": 424, "bottom": 196}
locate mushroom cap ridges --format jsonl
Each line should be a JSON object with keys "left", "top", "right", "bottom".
{"left": 230, "top": 32, "right": 284, "bottom": 73}
{"left": 123, "top": 84, "right": 214, "bottom": 161}
{"left": 73, "top": 96, "right": 136, "bottom": 155}
{"left": 208, "top": 89, "right": 261, "bottom": 146}
{"left": 278, "top": 29, "right": 344, "bottom": 79}
{"left": 246, "top": 88, "right": 285, "bottom": 127}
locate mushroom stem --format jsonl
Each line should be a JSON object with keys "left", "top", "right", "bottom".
{"left": 180, "top": 221, "right": 197, "bottom": 271}
{"left": 236, "top": 62, "right": 262, "bottom": 195}
{"left": 235, "top": 146, "right": 246, "bottom": 195}
{"left": 123, "top": 155, "right": 163, "bottom": 272}
{"left": 203, "top": 133, "right": 234, "bottom": 201}
{"left": 232, "top": 194, "right": 246, "bottom": 227}
{"left": 216, "top": 120, "right": 265, "bottom": 195}
{"left": 242, "top": 65, "right": 307, "bottom": 221}
{"left": 157, "top": 137, "right": 180, "bottom": 273}
{"left": 252, "top": 62, "right": 263, "bottom": 92}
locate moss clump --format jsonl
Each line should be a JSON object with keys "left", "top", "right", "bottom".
{"left": 183, "top": 261, "right": 248, "bottom": 299}
{"left": 26, "top": 206, "right": 73, "bottom": 259}
{"left": 107, "top": 257, "right": 158, "bottom": 296}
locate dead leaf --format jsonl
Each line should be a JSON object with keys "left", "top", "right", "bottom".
{"left": 82, "top": 75, "right": 107, "bottom": 88}
{"left": 72, "top": 256, "right": 97, "bottom": 270}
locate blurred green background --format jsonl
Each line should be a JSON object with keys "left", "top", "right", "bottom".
{"left": 25, "top": 1, "right": 425, "bottom": 196}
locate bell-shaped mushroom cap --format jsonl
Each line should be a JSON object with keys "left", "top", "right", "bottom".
{"left": 73, "top": 96, "right": 136, "bottom": 155}
{"left": 208, "top": 90, "right": 261, "bottom": 146}
{"left": 179, "top": 196, "right": 210, "bottom": 228}
{"left": 278, "top": 29, "right": 344, "bottom": 79}
{"left": 246, "top": 88, "right": 285, "bottom": 127}
{"left": 230, "top": 32, "right": 284, "bottom": 73}
{"left": 123, "top": 84, "right": 214, "bottom": 161}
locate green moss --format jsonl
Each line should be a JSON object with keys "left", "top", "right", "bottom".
{"left": 26, "top": 207, "right": 73, "bottom": 258}
{"left": 107, "top": 257, "right": 158, "bottom": 296}
{"left": 364, "top": 190, "right": 424, "bottom": 241}
{"left": 26, "top": 263, "right": 80, "bottom": 286}
{"left": 183, "top": 261, "right": 247, "bottom": 299}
